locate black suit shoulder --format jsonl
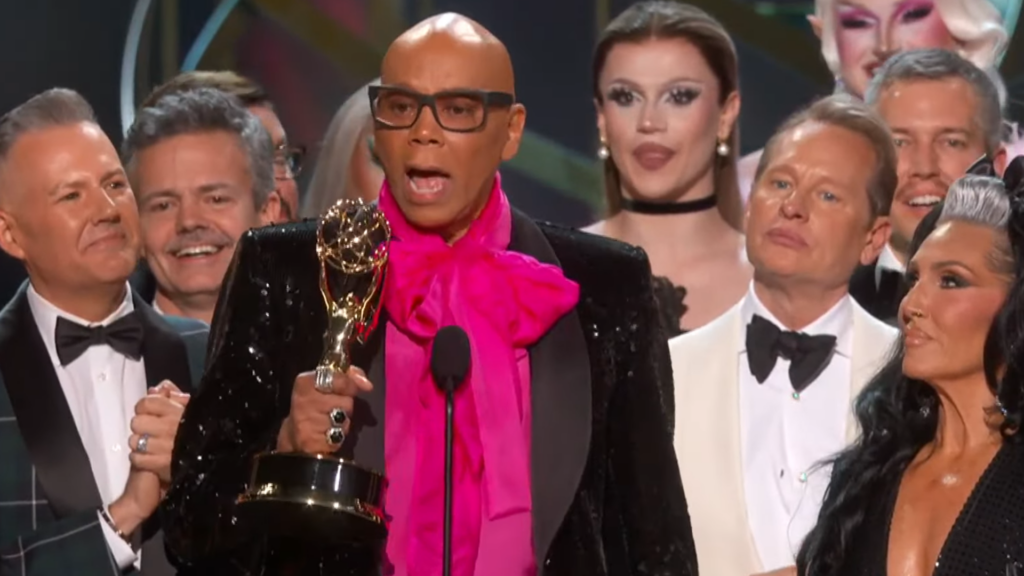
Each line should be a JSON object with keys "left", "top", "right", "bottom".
{"left": 535, "top": 221, "right": 696, "bottom": 575}
{"left": 248, "top": 219, "right": 318, "bottom": 249}
{"left": 537, "top": 220, "right": 652, "bottom": 275}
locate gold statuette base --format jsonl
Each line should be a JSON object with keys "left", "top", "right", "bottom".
{"left": 236, "top": 452, "right": 387, "bottom": 545}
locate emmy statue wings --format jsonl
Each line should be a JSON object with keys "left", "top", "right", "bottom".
{"left": 162, "top": 214, "right": 698, "bottom": 576}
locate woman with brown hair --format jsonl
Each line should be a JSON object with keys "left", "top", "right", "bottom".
{"left": 584, "top": 1, "right": 751, "bottom": 335}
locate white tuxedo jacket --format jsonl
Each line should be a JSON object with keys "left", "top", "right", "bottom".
{"left": 669, "top": 297, "right": 897, "bottom": 575}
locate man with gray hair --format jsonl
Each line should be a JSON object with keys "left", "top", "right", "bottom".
{"left": 124, "top": 87, "right": 279, "bottom": 324}
{"left": 851, "top": 48, "right": 1008, "bottom": 322}
{"left": 0, "top": 88, "right": 207, "bottom": 576}
{"left": 142, "top": 71, "right": 305, "bottom": 221}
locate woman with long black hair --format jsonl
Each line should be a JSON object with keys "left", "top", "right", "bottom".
{"left": 798, "top": 156, "right": 1024, "bottom": 576}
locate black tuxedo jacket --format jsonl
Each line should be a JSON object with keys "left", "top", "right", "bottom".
{"left": 0, "top": 284, "right": 208, "bottom": 576}
{"left": 163, "top": 212, "right": 697, "bottom": 575}
{"left": 129, "top": 262, "right": 158, "bottom": 305}
{"left": 0, "top": 252, "right": 26, "bottom": 310}
{"left": 849, "top": 260, "right": 904, "bottom": 326}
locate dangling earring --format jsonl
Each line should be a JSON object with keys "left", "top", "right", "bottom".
{"left": 716, "top": 140, "right": 730, "bottom": 157}
{"left": 598, "top": 142, "right": 610, "bottom": 160}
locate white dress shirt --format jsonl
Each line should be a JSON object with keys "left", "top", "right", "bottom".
{"left": 27, "top": 284, "right": 145, "bottom": 569}
{"left": 738, "top": 286, "right": 853, "bottom": 571}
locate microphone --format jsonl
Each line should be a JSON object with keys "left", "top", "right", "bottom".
{"left": 430, "top": 326, "right": 471, "bottom": 576}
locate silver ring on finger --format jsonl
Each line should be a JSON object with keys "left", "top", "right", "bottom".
{"left": 325, "top": 427, "right": 345, "bottom": 447}
{"left": 314, "top": 366, "right": 335, "bottom": 394}
{"left": 329, "top": 407, "right": 348, "bottom": 428}
{"left": 136, "top": 433, "right": 151, "bottom": 454}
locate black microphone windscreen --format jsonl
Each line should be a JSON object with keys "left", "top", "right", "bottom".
{"left": 430, "top": 326, "right": 471, "bottom": 393}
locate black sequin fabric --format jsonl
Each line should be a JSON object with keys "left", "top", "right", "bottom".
{"left": 651, "top": 276, "right": 687, "bottom": 340}
{"left": 162, "top": 214, "right": 697, "bottom": 576}
{"left": 833, "top": 441, "right": 1024, "bottom": 576}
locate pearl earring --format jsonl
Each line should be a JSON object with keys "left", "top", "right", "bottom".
{"left": 598, "top": 144, "right": 610, "bottom": 160}
{"left": 716, "top": 140, "right": 730, "bottom": 157}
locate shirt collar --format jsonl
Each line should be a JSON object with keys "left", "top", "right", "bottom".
{"left": 740, "top": 282, "right": 853, "bottom": 358}
{"left": 27, "top": 283, "right": 136, "bottom": 359}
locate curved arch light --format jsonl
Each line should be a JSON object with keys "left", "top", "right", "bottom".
{"left": 119, "top": 0, "right": 242, "bottom": 135}
{"left": 119, "top": 0, "right": 156, "bottom": 135}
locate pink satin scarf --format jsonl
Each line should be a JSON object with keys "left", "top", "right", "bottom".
{"left": 379, "top": 173, "right": 579, "bottom": 575}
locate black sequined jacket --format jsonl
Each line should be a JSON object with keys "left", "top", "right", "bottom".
{"left": 830, "top": 440, "right": 1024, "bottom": 576}
{"left": 163, "top": 211, "right": 698, "bottom": 576}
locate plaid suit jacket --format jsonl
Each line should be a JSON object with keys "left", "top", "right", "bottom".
{"left": 0, "top": 284, "right": 207, "bottom": 576}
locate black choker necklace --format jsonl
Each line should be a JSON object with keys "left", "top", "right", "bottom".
{"left": 620, "top": 195, "right": 717, "bottom": 215}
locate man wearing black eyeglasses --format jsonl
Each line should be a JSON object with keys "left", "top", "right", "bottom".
{"left": 163, "top": 12, "right": 696, "bottom": 576}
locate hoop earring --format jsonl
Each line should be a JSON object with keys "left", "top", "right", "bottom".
{"left": 598, "top": 143, "right": 610, "bottom": 160}
{"left": 716, "top": 140, "right": 730, "bottom": 157}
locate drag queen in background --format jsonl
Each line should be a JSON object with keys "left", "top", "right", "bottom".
{"left": 739, "top": 0, "right": 1020, "bottom": 198}
{"left": 301, "top": 78, "right": 384, "bottom": 216}
{"left": 799, "top": 157, "right": 1024, "bottom": 575}
{"left": 585, "top": 1, "right": 751, "bottom": 335}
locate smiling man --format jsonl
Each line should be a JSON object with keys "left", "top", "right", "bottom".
{"left": 123, "top": 88, "right": 279, "bottom": 324}
{"left": 852, "top": 48, "right": 1007, "bottom": 322}
{"left": 669, "top": 94, "right": 899, "bottom": 576}
{"left": 163, "top": 12, "right": 697, "bottom": 576}
{"left": 0, "top": 88, "right": 207, "bottom": 576}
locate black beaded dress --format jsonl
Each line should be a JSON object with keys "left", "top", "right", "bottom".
{"left": 832, "top": 440, "right": 1024, "bottom": 576}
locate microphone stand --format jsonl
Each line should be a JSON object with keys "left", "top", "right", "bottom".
{"left": 443, "top": 385, "right": 455, "bottom": 576}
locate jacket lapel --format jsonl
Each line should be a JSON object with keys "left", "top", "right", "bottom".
{"left": 0, "top": 284, "right": 104, "bottom": 518}
{"left": 671, "top": 302, "right": 762, "bottom": 574}
{"left": 133, "top": 296, "right": 194, "bottom": 394}
{"left": 508, "top": 211, "right": 591, "bottom": 567}
{"left": 847, "top": 302, "right": 899, "bottom": 443}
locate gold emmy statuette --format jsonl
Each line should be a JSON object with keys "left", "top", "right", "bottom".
{"left": 237, "top": 199, "right": 391, "bottom": 546}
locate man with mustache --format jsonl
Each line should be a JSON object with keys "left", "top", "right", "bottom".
{"left": 0, "top": 88, "right": 207, "bottom": 576}
{"left": 163, "top": 13, "right": 697, "bottom": 576}
{"left": 669, "top": 95, "right": 899, "bottom": 576}
{"left": 124, "top": 88, "right": 279, "bottom": 324}
{"left": 851, "top": 48, "right": 1008, "bottom": 322}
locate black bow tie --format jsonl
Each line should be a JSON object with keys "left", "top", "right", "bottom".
{"left": 55, "top": 312, "right": 144, "bottom": 366}
{"left": 746, "top": 314, "right": 837, "bottom": 393}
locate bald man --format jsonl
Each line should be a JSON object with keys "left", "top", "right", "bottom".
{"left": 164, "top": 14, "right": 697, "bottom": 576}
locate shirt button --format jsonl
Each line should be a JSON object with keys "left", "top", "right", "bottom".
{"left": 98, "top": 372, "right": 107, "bottom": 382}
{"left": 799, "top": 472, "right": 808, "bottom": 483}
